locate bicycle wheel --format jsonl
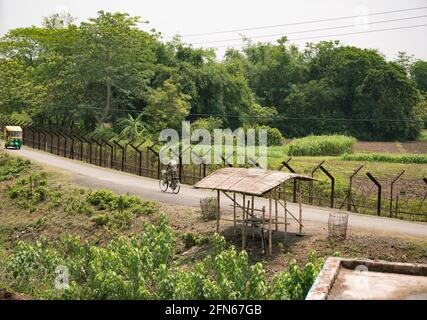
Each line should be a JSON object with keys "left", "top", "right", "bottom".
{"left": 159, "top": 178, "right": 169, "bottom": 192}
{"left": 172, "top": 180, "right": 181, "bottom": 194}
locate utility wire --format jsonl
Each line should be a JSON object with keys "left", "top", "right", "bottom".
{"left": 204, "top": 23, "right": 427, "bottom": 49}
{"left": 192, "top": 14, "right": 427, "bottom": 45}
{"left": 171, "top": 6, "right": 427, "bottom": 38}
{"left": 71, "top": 106, "right": 422, "bottom": 123}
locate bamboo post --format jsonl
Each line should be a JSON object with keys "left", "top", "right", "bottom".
{"left": 298, "top": 180, "right": 303, "bottom": 235}
{"left": 216, "top": 190, "right": 220, "bottom": 233}
{"left": 275, "top": 188, "right": 278, "bottom": 231}
{"left": 233, "top": 192, "right": 236, "bottom": 233}
{"left": 247, "top": 200, "right": 250, "bottom": 243}
{"left": 284, "top": 183, "right": 288, "bottom": 242}
{"left": 262, "top": 206, "right": 266, "bottom": 253}
{"left": 251, "top": 195, "right": 255, "bottom": 239}
{"left": 268, "top": 192, "right": 272, "bottom": 256}
{"left": 242, "top": 193, "right": 246, "bottom": 249}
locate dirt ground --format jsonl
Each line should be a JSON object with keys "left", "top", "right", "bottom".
{"left": 354, "top": 141, "right": 427, "bottom": 154}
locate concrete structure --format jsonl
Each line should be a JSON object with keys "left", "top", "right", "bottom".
{"left": 307, "top": 257, "right": 427, "bottom": 300}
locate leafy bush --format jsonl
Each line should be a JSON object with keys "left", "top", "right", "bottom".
{"left": 130, "top": 200, "right": 158, "bottom": 216}
{"left": 270, "top": 251, "right": 324, "bottom": 300}
{"left": 342, "top": 152, "right": 427, "bottom": 164}
{"left": 6, "top": 172, "right": 49, "bottom": 205}
{"left": 91, "top": 211, "right": 135, "bottom": 230}
{"left": 3, "top": 218, "right": 324, "bottom": 300}
{"left": 253, "top": 125, "right": 284, "bottom": 146}
{"left": 86, "top": 189, "right": 117, "bottom": 210}
{"left": 64, "top": 196, "right": 94, "bottom": 215}
{"left": 181, "top": 232, "right": 208, "bottom": 249}
{"left": 86, "top": 191, "right": 157, "bottom": 214}
{"left": 0, "top": 155, "right": 31, "bottom": 181}
{"left": 91, "top": 214, "right": 109, "bottom": 226}
{"left": 286, "top": 135, "right": 356, "bottom": 156}
{"left": 191, "top": 117, "right": 224, "bottom": 134}
{"left": 199, "top": 197, "right": 217, "bottom": 221}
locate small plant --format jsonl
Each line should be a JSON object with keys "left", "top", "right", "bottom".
{"left": 130, "top": 200, "right": 158, "bottom": 216}
{"left": 7, "top": 172, "right": 49, "bottom": 205}
{"left": 109, "top": 210, "right": 135, "bottom": 230}
{"left": 86, "top": 189, "right": 117, "bottom": 210}
{"left": 181, "top": 232, "right": 208, "bottom": 249}
{"left": 64, "top": 196, "right": 94, "bottom": 215}
{"left": 91, "top": 213, "right": 109, "bottom": 226}
{"left": 0, "top": 155, "right": 31, "bottom": 181}
{"left": 91, "top": 211, "right": 135, "bottom": 230}
{"left": 270, "top": 251, "right": 324, "bottom": 300}
{"left": 200, "top": 197, "right": 218, "bottom": 221}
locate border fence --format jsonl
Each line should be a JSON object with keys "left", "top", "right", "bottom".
{"left": 1, "top": 116, "right": 426, "bottom": 221}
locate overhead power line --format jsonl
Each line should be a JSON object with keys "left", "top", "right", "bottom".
{"left": 204, "top": 23, "right": 427, "bottom": 49}
{"left": 172, "top": 6, "right": 427, "bottom": 38}
{"left": 71, "top": 106, "right": 422, "bottom": 123}
{"left": 192, "top": 14, "right": 427, "bottom": 45}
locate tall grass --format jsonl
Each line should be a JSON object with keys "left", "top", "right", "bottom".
{"left": 342, "top": 153, "right": 427, "bottom": 164}
{"left": 286, "top": 135, "right": 356, "bottom": 156}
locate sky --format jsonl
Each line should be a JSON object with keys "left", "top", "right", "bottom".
{"left": 0, "top": 0, "right": 426, "bottom": 60}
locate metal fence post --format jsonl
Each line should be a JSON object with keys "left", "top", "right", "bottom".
{"left": 366, "top": 172, "right": 382, "bottom": 216}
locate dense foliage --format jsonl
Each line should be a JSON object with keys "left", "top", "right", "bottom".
{"left": 1, "top": 216, "right": 324, "bottom": 300}
{"left": 0, "top": 12, "right": 426, "bottom": 140}
{"left": 286, "top": 135, "right": 356, "bottom": 156}
{"left": 0, "top": 154, "right": 31, "bottom": 181}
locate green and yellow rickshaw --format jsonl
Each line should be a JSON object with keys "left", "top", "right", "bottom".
{"left": 4, "top": 126, "right": 23, "bottom": 149}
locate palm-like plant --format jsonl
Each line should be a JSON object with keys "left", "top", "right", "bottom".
{"left": 118, "top": 113, "right": 149, "bottom": 140}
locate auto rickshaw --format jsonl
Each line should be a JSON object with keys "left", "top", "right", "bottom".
{"left": 4, "top": 126, "right": 23, "bottom": 149}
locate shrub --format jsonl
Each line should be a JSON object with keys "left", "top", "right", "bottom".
{"left": 2, "top": 222, "right": 324, "bottom": 300}
{"left": 286, "top": 135, "right": 356, "bottom": 156}
{"left": 33, "top": 186, "right": 48, "bottom": 203}
{"left": 0, "top": 155, "right": 31, "bottom": 181}
{"left": 270, "top": 251, "right": 324, "bottom": 300}
{"left": 91, "top": 211, "right": 135, "bottom": 230}
{"left": 200, "top": 197, "right": 217, "bottom": 221}
{"left": 254, "top": 125, "right": 284, "bottom": 146}
{"left": 108, "top": 211, "right": 135, "bottom": 230}
{"left": 342, "top": 152, "right": 427, "bottom": 164}
{"left": 7, "top": 173, "right": 49, "bottom": 205}
{"left": 91, "top": 214, "right": 109, "bottom": 226}
{"left": 130, "top": 200, "right": 158, "bottom": 216}
{"left": 65, "top": 196, "right": 94, "bottom": 216}
{"left": 191, "top": 117, "right": 224, "bottom": 134}
{"left": 86, "top": 189, "right": 117, "bottom": 210}
{"left": 181, "top": 232, "right": 208, "bottom": 249}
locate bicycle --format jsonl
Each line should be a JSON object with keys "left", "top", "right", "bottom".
{"left": 159, "top": 169, "right": 181, "bottom": 194}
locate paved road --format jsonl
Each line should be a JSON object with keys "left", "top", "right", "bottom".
{"left": 3, "top": 146, "right": 427, "bottom": 239}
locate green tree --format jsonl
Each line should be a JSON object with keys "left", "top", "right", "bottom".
{"left": 353, "top": 63, "right": 422, "bottom": 140}
{"left": 142, "top": 79, "right": 191, "bottom": 133}
{"left": 411, "top": 60, "right": 427, "bottom": 92}
{"left": 76, "top": 11, "right": 157, "bottom": 125}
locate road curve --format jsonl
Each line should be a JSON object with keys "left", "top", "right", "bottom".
{"left": 3, "top": 146, "right": 427, "bottom": 240}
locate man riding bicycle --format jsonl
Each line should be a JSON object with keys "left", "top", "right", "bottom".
{"left": 159, "top": 159, "right": 180, "bottom": 194}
